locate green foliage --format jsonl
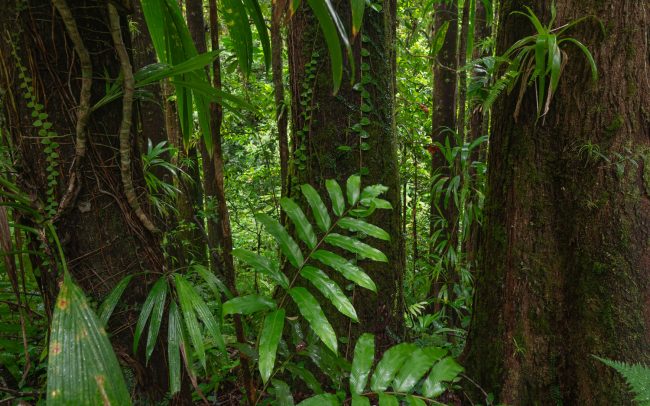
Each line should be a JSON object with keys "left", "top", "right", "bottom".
{"left": 596, "top": 357, "right": 650, "bottom": 405}
{"left": 484, "top": 3, "right": 598, "bottom": 119}
{"left": 47, "top": 273, "right": 131, "bottom": 406}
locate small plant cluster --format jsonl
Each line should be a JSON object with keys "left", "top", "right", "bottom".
{"left": 9, "top": 35, "right": 61, "bottom": 217}
{"left": 294, "top": 50, "right": 320, "bottom": 172}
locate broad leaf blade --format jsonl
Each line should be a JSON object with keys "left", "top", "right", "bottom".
{"left": 312, "top": 249, "right": 376, "bottom": 292}
{"left": 350, "top": 333, "right": 375, "bottom": 394}
{"left": 289, "top": 287, "right": 337, "bottom": 353}
{"left": 338, "top": 217, "right": 390, "bottom": 241}
{"left": 325, "top": 233, "right": 388, "bottom": 262}
{"left": 301, "top": 184, "right": 331, "bottom": 232}
{"left": 351, "top": 0, "right": 365, "bottom": 37}
{"left": 133, "top": 277, "right": 165, "bottom": 354}
{"left": 281, "top": 197, "right": 317, "bottom": 249}
{"left": 300, "top": 266, "right": 358, "bottom": 321}
{"left": 421, "top": 356, "right": 464, "bottom": 398}
{"left": 97, "top": 275, "right": 132, "bottom": 326}
{"left": 297, "top": 393, "right": 340, "bottom": 406}
{"left": 167, "top": 301, "right": 182, "bottom": 394}
{"left": 174, "top": 274, "right": 206, "bottom": 368}
{"left": 256, "top": 213, "right": 304, "bottom": 268}
{"left": 346, "top": 175, "right": 361, "bottom": 206}
{"left": 223, "top": 295, "right": 277, "bottom": 316}
{"left": 176, "top": 275, "right": 225, "bottom": 351}
{"left": 271, "top": 379, "right": 295, "bottom": 406}
{"left": 326, "top": 179, "right": 345, "bottom": 216}
{"left": 352, "top": 394, "right": 370, "bottom": 406}
{"left": 370, "top": 343, "right": 417, "bottom": 392}
{"left": 145, "top": 279, "right": 169, "bottom": 362}
{"left": 378, "top": 393, "right": 398, "bottom": 406}
{"left": 392, "top": 347, "right": 447, "bottom": 393}
{"left": 305, "top": 0, "right": 343, "bottom": 93}
{"left": 47, "top": 274, "right": 131, "bottom": 406}
{"left": 259, "top": 309, "right": 286, "bottom": 383}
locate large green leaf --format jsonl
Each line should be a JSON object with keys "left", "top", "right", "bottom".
{"left": 167, "top": 301, "right": 182, "bottom": 394}
{"left": 326, "top": 179, "right": 345, "bottom": 216}
{"left": 351, "top": 0, "right": 365, "bottom": 37}
{"left": 350, "top": 333, "right": 375, "bottom": 394}
{"left": 378, "top": 393, "right": 398, "bottom": 406}
{"left": 300, "top": 266, "right": 357, "bottom": 321}
{"left": 145, "top": 278, "right": 169, "bottom": 363}
{"left": 256, "top": 213, "right": 304, "bottom": 268}
{"left": 311, "top": 249, "right": 376, "bottom": 292}
{"left": 223, "top": 294, "right": 277, "bottom": 316}
{"left": 297, "top": 393, "right": 340, "bottom": 406}
{"left": 370, "top": 343, "right": 417, "bottom": 392}
{"left": 241, "top": 0, "right": 271, "bottom": 69}
{"left": 133, "top": 277, "right": 166, "bottom": 354}
{"left": 47, "top": 274, "right": 131, "bottom": 406}
{"left": 338, "top": 217, "right": 390, "bottom": 241}
{"left": 222, "top": 0, "right": 253, "bottom": 75}
{"left": 324, "top": 233, "right": 388, "bottom": 262}
{"left": 233, "top": 249, "right": 289, "bottom": 289}
{"left": 281, "top": 197, "right": 317, "bottom": 249}
{"left": 289, "top": 287, "right": 337, "bottom": 353}
{"left": 392, "top": 347, "right": 447, "bottom": 393}
{"left": 286, "top": 364, "right": 323, "bottom": 394}
{"left": 304, "top": 0, "right": 343, "bottom": 93}
{"left": 97, "top": 275, "right": 132, "bottom": 326}
{"left": 351, "top": 394, "right": 370, "bottom": 406}
{"left": 301, "top": 184, "right": 331, "bottom": 232}
{"left": 175, "top": 274, "right": 225, "bottom": 351}
{"left": 259, "top": 309, "right": 285, "bottom": 383}
{"left": 346, "top": 175, "right": 361, "bottom": 206}
{"left": 421, "top": 356, "right": 463, "bottom": 398}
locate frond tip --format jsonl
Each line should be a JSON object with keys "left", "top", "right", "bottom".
{"left": 595, "top": 356, "right": 650, "bottom": 405}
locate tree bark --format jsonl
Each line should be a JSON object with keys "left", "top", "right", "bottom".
{"left": 288, "top": 0, "right": 404, "bottom": 352}
{"left": 0, "top": 0, "right": 169, "bottom": 400}
{"left": 464, "top": 1, "right": 650, "bottom": 404}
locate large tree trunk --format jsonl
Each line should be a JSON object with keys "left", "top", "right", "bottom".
{"left": 464, "top": 1, "right": 650, "bottom": 404}
{"left": 287, "top": 0, "right": 404, "bottom": 352}
{"left": 0, "top": 0, "right": 169, "bottom": 400}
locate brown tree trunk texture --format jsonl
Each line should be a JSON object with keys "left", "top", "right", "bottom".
{"left": 271, "top": 0, "right": 289, "bottom": 205}
{"left": 288, "top": 0, "right": 404, "bottom": 353}
{"left": 464, "top": 1, "right": 650, "bottom": 404}
{"left": 429, "top": 0, "right": 459, "bottom": 313}
{"left": 0, "top": 0, "right": 169, "bottom": 400}
{"left": 456, "top": 0, "right": 471, "bottom": 136}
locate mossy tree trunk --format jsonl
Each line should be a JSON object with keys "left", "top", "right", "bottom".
{"left": 464, "top": 1, "right": 650, "bottom": 404}
{"left": 0, "top": 0, "right": 172, "bottom": 401}
{"left": 287, "top": 0, "right": 404, "bottom": 352}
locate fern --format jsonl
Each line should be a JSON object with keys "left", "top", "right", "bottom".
{"left": 596, "top": 357, "right": 650, "bottom": 405}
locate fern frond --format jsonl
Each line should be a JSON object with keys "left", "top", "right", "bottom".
{"left": 596, "top": 356, "right": 650, "bottom": 405}
{"left": 483, "top": 69, "right": 519, "bottom": 111}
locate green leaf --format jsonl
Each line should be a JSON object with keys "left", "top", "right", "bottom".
{"left": 97, "top": 275, "right": 132, "bottom": 326}
{"left": 351, "top": 394, "right": 370, "bottom": 406}
{"left": 311, "top": 249, "right": 376, "bottom": 292}
{"left": 300, "top": 266, "right": 358, "bottom": 321}
{"left": 392, "top": 347, "right": 447, "bottom": 393}
{"left": 301, "top": 184, "right": 331, "bottom": 232}
{"left": 326, "top": 179, "right": 345, "bottom": 216}
{"left": 370, "top": 343, "right": 417, "bottom": 392}
{"left": 281, "top": 197, "right": 317, "bottom": 249}
{"left": 351, "top": 0, "right": 365, "bottom": 37}
{"left": 560, "top": 38, "right": 598, "bottom": 81}
{"left": 289, "top": 287, "right": 337, "bottom": 353}
{"left": 350, "top": 333, "right": 374, "bottom": 394}
{"left": 338, "top": 217, "right": 390, "bottom": 241}
{"left": 221, "top": 0, "right": 254, "bottom": 75}
{"left": 133, "top": 277, "right": 166, "bottom": 354}
{"left": 421, "top": 357, "right": 464, "bottom": 398}
{"left": 360, "top": 185, "right": 388, "bottom": 200}
{"left": 406, "top": 396, "right": 427, "bottom": 406}
{"left": 325, "top": 233, "right": 388, "bottom": 262}
{"left": 286, "top": 364, "right": 323, "bottom": 394}
{"left": 271, "top": 379, "right": 295, "bottom": 406}
{"left": 297, "top": 393, "right": 340, "bottom": 406}
{"left": 145, "top": 279, "right": 168, "bottom": 363}
{"left": 47, "top": 273, "right": 131, "bottom": 406}
{"left": 167, "top": 301, "right": 182, "bottom": 395}
{"left": 256, "top": 213, "right": 304, "bottom": 268}
{"left": 223, "top": 294, "right": 276, "bottom": 316}
{"left": 241, "top": 0, "right": 272, "bottom": 70}
{"left": 233, "top": 249, "right": 289, "bottom": 289}
{"left": 259, "top": 309, "right": 285, "bottom": 383}
{"left": 346, "top": 175, "right": 361, "bottom": 206}
{"left": 305, "top": 0, "right": 344, "bottom": 93}
{"left": 378, "top": 393, "right": 398, "bottom": 406}
{"left": 192, "top": 263, "right": 231, "bottom": 300}
{"left": 175, "top": 275, "right": 225, "bottom": 352}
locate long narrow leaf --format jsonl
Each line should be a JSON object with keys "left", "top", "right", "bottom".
{"left": 167, "top": 301, "right": 182, "bottom": 394}
{"left": 350, "top": 333, "right": 374, "bottom": 394}
{"left": 311, "top": 250, "right": 376, "bottom": 292}
{"left": 97, "top": 275, "right": 132, "bottom": 326}
{"left": 133, "top": 277, "right": 166, "bottom": 354}
{"left": 145, "top": 279, "right": 168, "bottom": 363}
{"left": 281, "top": 197, "right": 317, "bottom": 249}
{"left": 259, "top": 309, "right": 286, "bottom": 383}
{"left": 223, "top": 295, "right": 277, "bottom": 316}
{"left": 325, "top": 233, "right": 388, "bottom": 262}
{"left": 305, "top": 0, "right": 343, "bottom": 93}
{"left": 175, "top": 274, "right": 225, "bottom": 351}
{"left": 337, "top": 217, "right": 390, "bottom": 241}
{"left": 256, "top": 213, "right": 304, "bottom": 268}
{"left": 233, "top": 249, "right": 289, "bottom": 289}
{"left": 300, "top": 266, "right": 358, "bottom": 321}
{"left": 289, "top": 287, "right": 337, "bottom": 353}
{"left": 301, "top": 184, "right": 331, "bottom": 232}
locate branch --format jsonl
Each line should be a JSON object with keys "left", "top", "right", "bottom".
{"left": 108, "top": 4, "right": 159, "bottom": 233}
{"left": 51, "top": 0, "right": 92, "bottom": 217}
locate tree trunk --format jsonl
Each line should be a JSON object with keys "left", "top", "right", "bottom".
{"left": 271, "top": 0, "right": 289, "bottom": 206}
{"left": 464, "top": 1, "right": 650, "bottom": 404}
{"left": 0, "top": 0, "right": 169, "bottom": 400}
{"left": 288, "top": 0, "right": 404, "bottom": 352}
